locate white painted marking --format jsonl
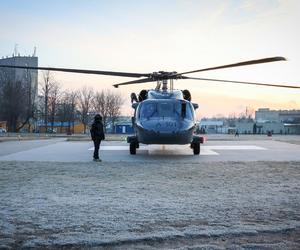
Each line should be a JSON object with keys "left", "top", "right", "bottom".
{"left": 88, "top": 146, "right": 148, "bottom": 151}
{"left": 88, "top": 145, "right": 267, "bottom": 156}
{"left": 200, "top": 148, "right": 219, "bottom": 155}
{"left": 205, "top": 145, "right": 267, "bottom": 150}
{"left": 147, "top": 145, "right": 218, "bottom": 155}
{"left": 89, "top": 145, "right": 218, "bottom": 155}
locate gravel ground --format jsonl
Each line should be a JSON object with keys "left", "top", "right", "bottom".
{"left": 0, "top": 161, "right": 300, "bottom": 249}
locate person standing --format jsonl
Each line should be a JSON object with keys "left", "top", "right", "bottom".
{"left": 90, "top": 114, "right": 105, "bottom": 162}
{"left": 235, "top": 129, "right": 239, "bottom": 137}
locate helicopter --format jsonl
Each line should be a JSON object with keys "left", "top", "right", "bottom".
{"left": 1, "top": 56, "right": 300, "bottom": 155}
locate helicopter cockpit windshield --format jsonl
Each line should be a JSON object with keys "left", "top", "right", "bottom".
{"left": 139, "top": 100, "right": 194, "bottom": 121}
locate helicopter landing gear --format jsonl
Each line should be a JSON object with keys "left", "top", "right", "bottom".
{"left": 127, "top": 135, "right": 139, "bottom": 155}
{"left": 130, "top": 141, "right": 137, "bottom": 154}
{"left": 191, "top": 141, "right": 200, "bottom": 155}
{"left": 191, "top": 135, "right": 204, "bottom": 155}
{"left": 192, "top": 142, "right": 200, "bottom": 155}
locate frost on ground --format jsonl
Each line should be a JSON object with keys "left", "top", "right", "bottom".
{"left": 0, "top": 161, "right": 300, "bottom": 249}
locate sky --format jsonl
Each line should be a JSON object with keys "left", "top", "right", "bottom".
{"left": 1, "top": 0, "right": 300, "bottom": 117}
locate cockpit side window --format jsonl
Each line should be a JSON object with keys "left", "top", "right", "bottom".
{"left": 140, "top": 102, "right": 157, "bottom": 120}
{"left": 185, "top": 102, "right": 194, "bottom": 120}
{"left": 179, "top": 101, "right": 193, "bottom": 120}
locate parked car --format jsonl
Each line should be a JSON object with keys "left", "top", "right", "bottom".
{"left": 0, "top": 128, "right": 7, "bottom": 133}
{"left": 47, "top": 128, "right": 57, "bottom": 133}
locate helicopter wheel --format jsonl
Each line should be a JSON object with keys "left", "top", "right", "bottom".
{"left": 130, "top": 142, "right": 137, "bottom": 155}
{"left": 193, "top": 142, "right": 200, "bottom": 155}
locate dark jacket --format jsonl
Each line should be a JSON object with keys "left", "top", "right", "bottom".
{"left": 90, "top": 117, "right": 105, "bottom": 141}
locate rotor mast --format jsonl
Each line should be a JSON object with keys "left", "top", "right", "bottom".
{"left": 156, "top": 79, "right": 174, "bottom": 91}
{"left": 162, "top": 79, "right": 168, "bottom": 91}
{"left": 156, "top": 71, "right": 176, "bottom": 91}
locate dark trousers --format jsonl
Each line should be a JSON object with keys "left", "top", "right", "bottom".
{"left": 93, "top": 139, "right": 101, "bottom": 159}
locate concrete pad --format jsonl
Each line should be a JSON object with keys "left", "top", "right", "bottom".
{"left": 0, "top": 139, "right": 300, "bottom": 162}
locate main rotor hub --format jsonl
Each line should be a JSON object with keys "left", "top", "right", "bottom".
{"left": 149, "top": 71, "right": 179, "bottom": 91}
{"left": 151, "top": 71, "right": 178, "bottom": 80}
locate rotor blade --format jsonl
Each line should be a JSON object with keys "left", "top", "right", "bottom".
{"left": 181, "top": 76, "right": 300, "bottom": 89}
{"left": 113, "top": 78, "right": 156, "bottom": 88}
{"left": 179, "top": 57, "right": 286, "bottom": 75}
{"left": 0, "top": 65, "right": 150, "bottom": 78}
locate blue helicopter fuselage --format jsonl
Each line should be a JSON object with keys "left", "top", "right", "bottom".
{"left": 133, "top": 90, "right": 198, "bottom": 144}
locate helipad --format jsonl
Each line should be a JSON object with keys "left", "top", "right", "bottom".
{"left": 0, "top": 139, "right": 300, "bottom": 162}
{"left": 88, "top": 144, "right": 267, "bottom": 155}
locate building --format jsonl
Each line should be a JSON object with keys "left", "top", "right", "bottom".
{"left": 198, "top": 108, "right": 300, "bottom": 135}
{"left": 0, "top": 54, "right": 38, "bottom": 101}
{"left": 36, "top": 121, "right": 85, "bottom": 134}
{"left": 0, "top": 121, "right": 7, "bottom": 131}
{"left": 115, "top": 122, "right": 134, "bottom": 134}
{"left": 0, "top": 53, "right": 39, "bottom": 131}
{"left": 199, "top": 119, "right": 226, "bottom": 134}
{"left": 235, "top": 121, "right": 255, "bottom": 134}
{"left": 278, "top": 110, "right": 300, "bottom": 123}
{"left": 255, "top": 108, "right": 300, "bottom": 134}
{"left": 255, "top": 108, "right": 279, "bottom": 123}
{"left": 105, "top": 116, "right": 134, "bottom": 133}
{"left": 255, "top": 108, "right": 300, "bottom": 123}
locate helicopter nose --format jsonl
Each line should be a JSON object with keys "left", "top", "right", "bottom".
{"left": 142, "top": 120, "right": 180, "bottom": 133}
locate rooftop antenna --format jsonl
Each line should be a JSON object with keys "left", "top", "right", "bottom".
{"left": 14, "top": 44, "right": 18, "bottom": 57}
{"left": 33, "top": 46, "right": 37, "bottom": 57}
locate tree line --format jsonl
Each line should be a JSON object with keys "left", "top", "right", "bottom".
{"left": 0, "top": 70, "right": 124, "bottom": 133}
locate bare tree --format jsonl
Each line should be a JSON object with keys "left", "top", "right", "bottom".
{"left": 56, "top": 91, "right": 69, "bottom": 133}
{"left": 48, "top": 82, "right": 61, "bottom": 132}
{"left": 39, "top": 71, "right": 56, "bottom": 132}
{"left": 78, "top": 86, "right": 94, "bottom": 133}
{"left": 107, "top": 91, "right": 124, "bottom": 130}
{"left": 246, "top": 106, "right": 255, "bottom": 119}
{"left": 92, "top": 89, "right": 124, "bottom": 132}
{"left": 238, "top": 107, "right": 254, "bottom": 121}
{"left": 93, "top": 90, "right": 109, "bottom": 131}
{"left": 63, "top": 90, "right": 78, "bottom": 134}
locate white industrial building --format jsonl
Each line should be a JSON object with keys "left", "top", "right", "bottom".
{"left": 198, "top": 108, "right": 300, "bottom": 135}
{"left": 199, "top": 120, "right": 226, "bottom": 134}
{"left": 255, "top": 108, "right": 300, "bottom": 134}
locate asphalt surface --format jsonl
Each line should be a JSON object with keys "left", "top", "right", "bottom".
{"left": 0, "top": 138, "right": 64, "bottom": 157}
{"left": 0, "top": 138, "right": 300, "bottom": 162}
{"left": 1, "top": 137, "right": 300, "bottom": 249}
